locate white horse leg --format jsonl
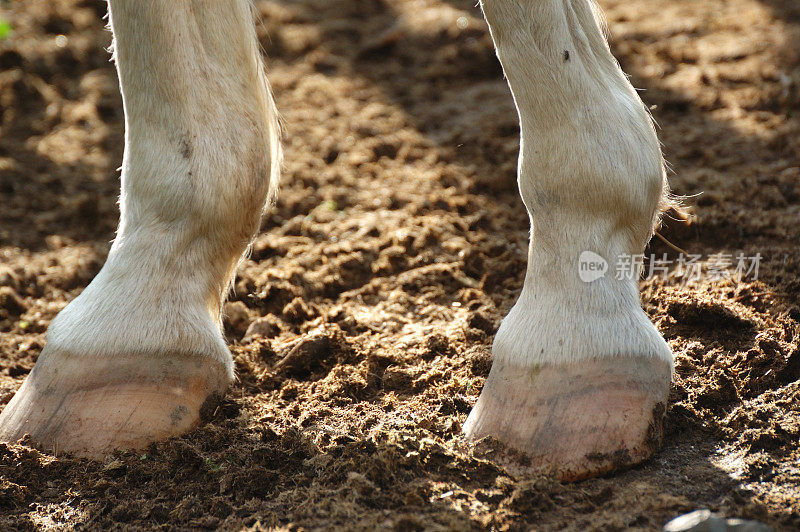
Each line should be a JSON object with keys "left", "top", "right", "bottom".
{"left": 0, "top": 0, "right": 279, "bottom": 457}
{"left": 464, "top": 0, "right": 673, "bottom": 480}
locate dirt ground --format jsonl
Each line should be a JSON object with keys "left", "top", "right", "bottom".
{"left": 0, "top": 0, "right": 798, "bottom": 529}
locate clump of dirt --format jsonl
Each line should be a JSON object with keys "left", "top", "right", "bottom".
{"left": 1, "top": 0, "right": 799, "bottom": 529}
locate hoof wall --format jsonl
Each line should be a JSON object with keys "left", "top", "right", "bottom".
{"left": 0, "top": 348, "right": 228, "bottom": 458}
{"left": 464, "top": 356, "right": 671, "bottom": 481}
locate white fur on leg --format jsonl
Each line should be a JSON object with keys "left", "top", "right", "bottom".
{"left": 464, "top": 2, "right": 673, "bottom": 476}
{"left": 0, "top": 0, "right": 281, "bottom": 456}
{"left": 46, "top": 0, "right": 281, "bottom": 376}
{"left": 480, "top": 0, "right": 672, "bottom": 369}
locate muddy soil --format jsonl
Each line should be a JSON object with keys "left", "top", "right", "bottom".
{"left": 0, "top": 0, "right": 799, "bottom": 529}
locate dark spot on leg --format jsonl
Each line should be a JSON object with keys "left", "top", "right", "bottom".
{"left": 180, "top": 137, "right": 192, "bottom": 160}
{"left": 585, "top": 448, "right": 632, "bottom": 466}
{"left": 644, "top": 401, "right": 666, "bottom": 451}
{"left": 170, "top": 405, "right": 189, "bottom": 426}
{"left": 563, "top": 50, "right": 570, "bottom": 62}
